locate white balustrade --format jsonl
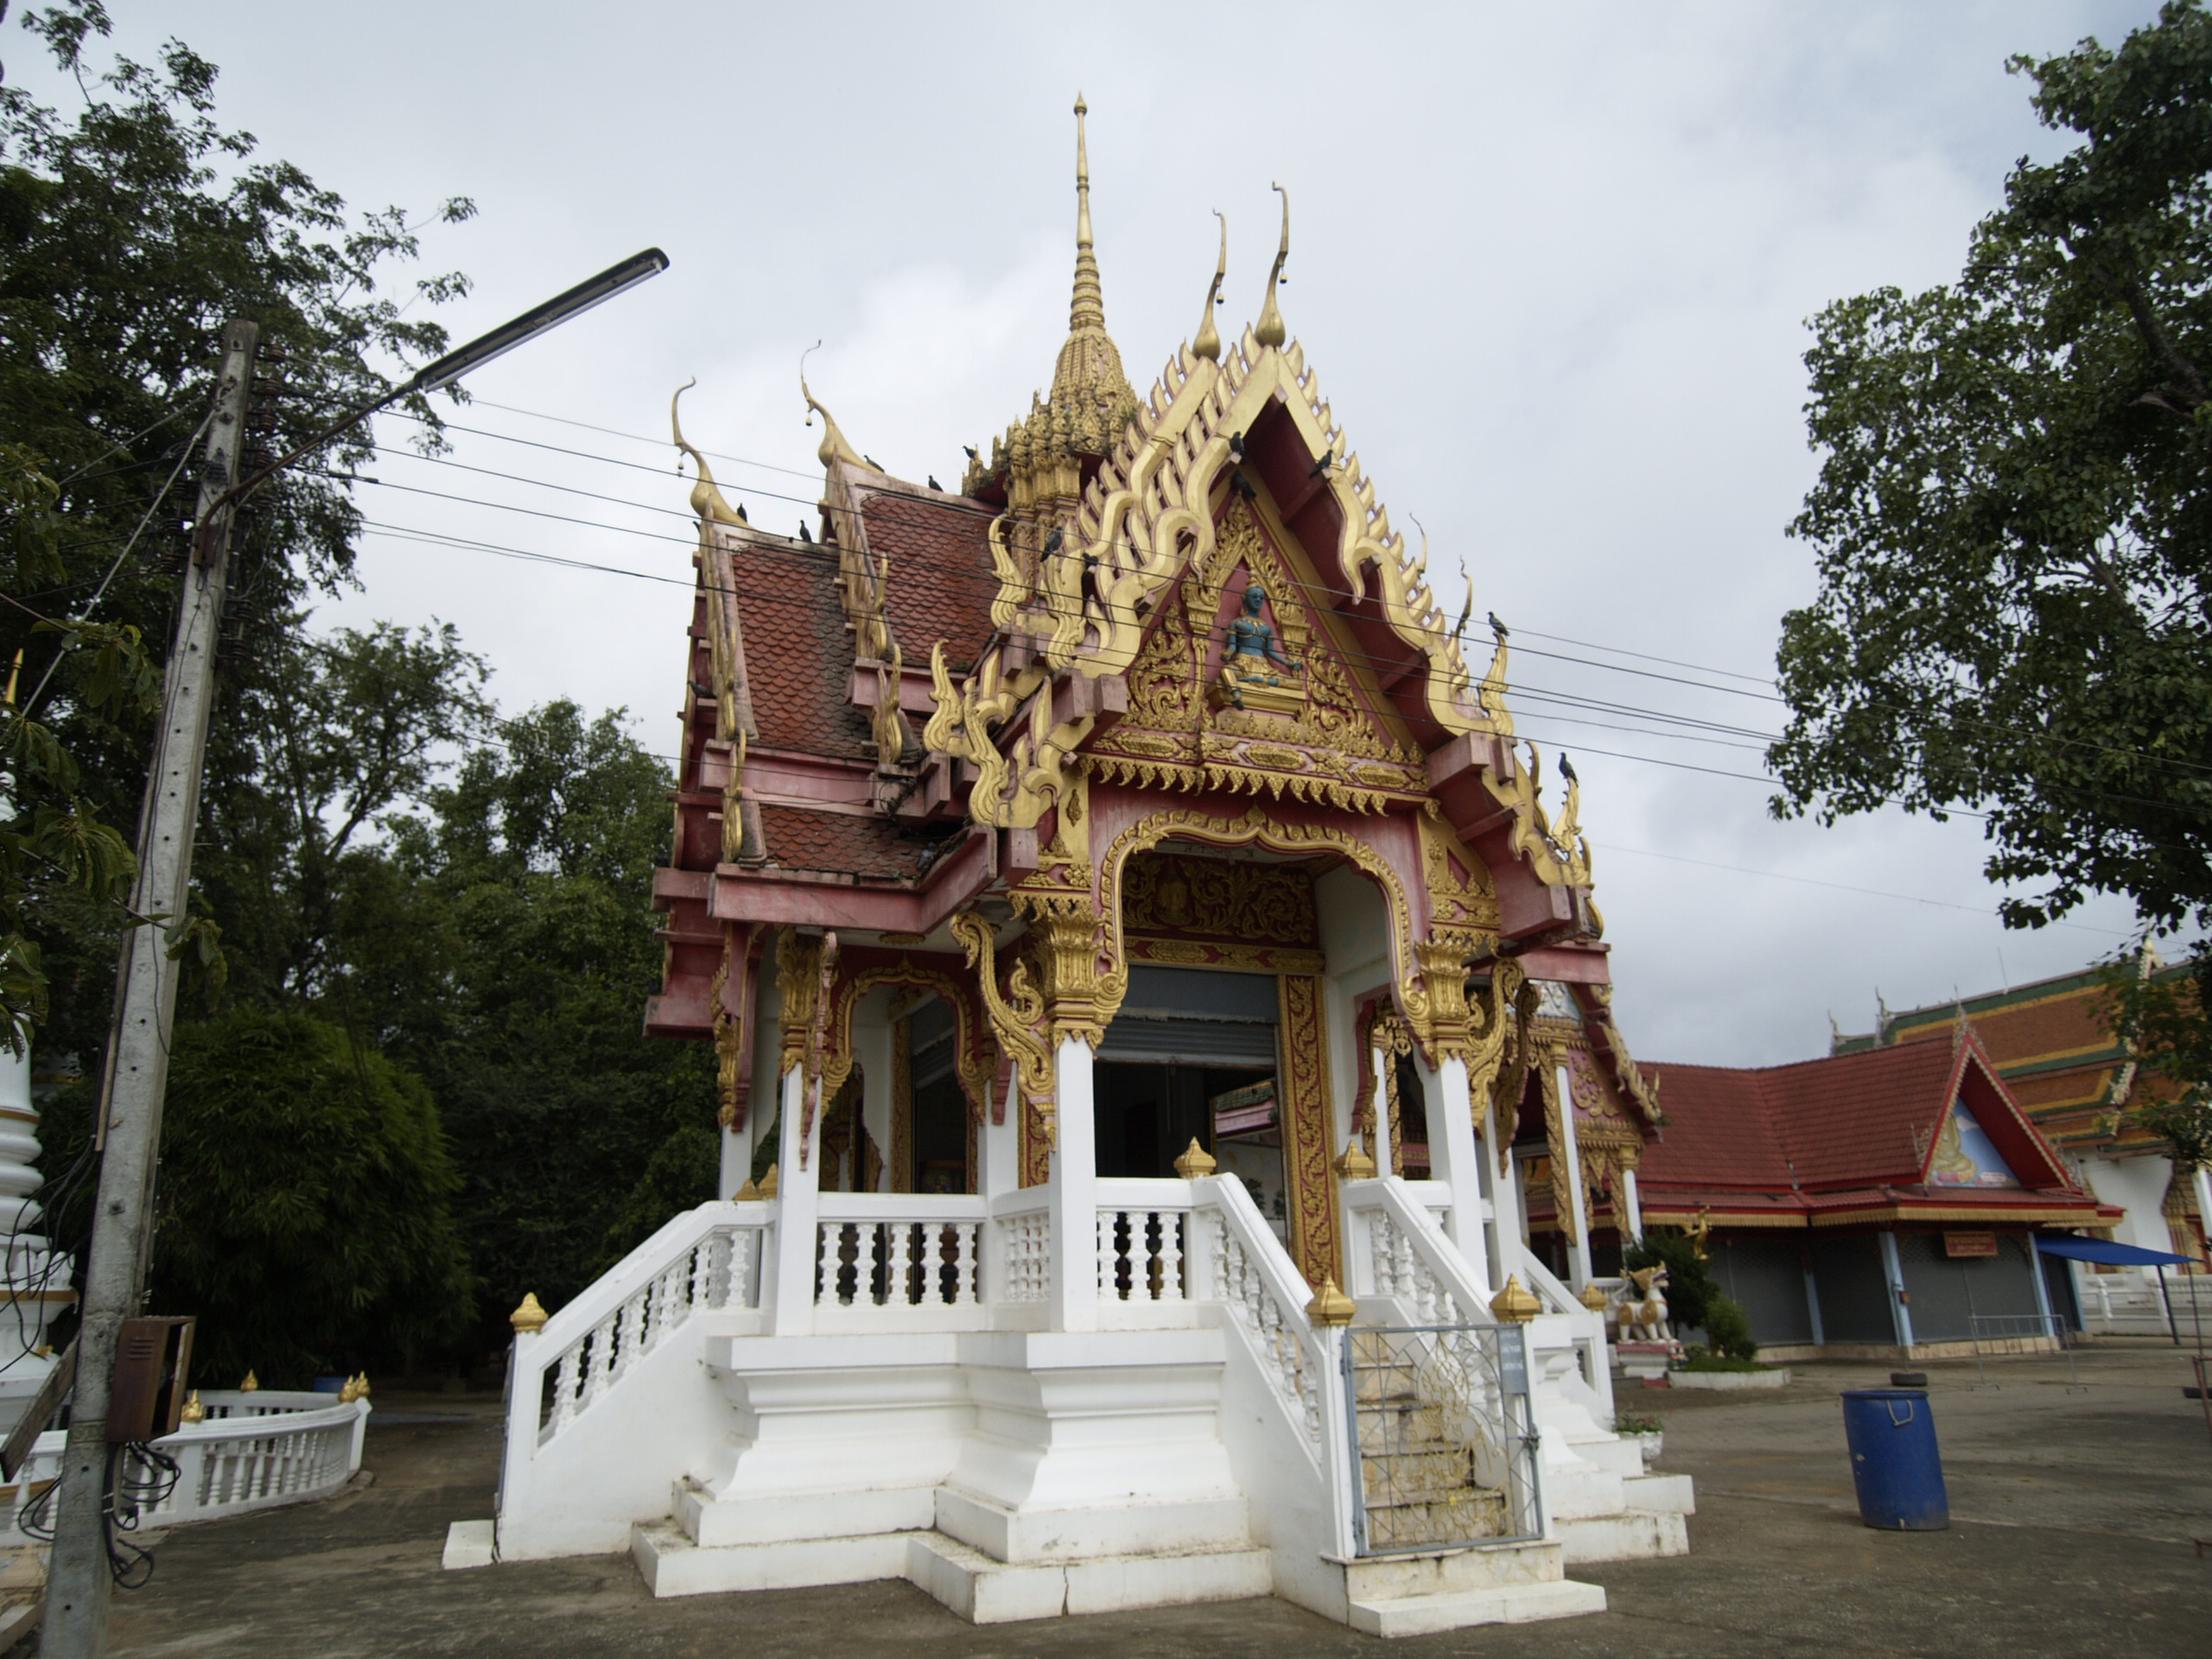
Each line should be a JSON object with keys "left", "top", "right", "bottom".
{"left": 533, "top": 1207, "right": 764, "bottom": 1447}
{"left": 1197, "top": 1176, "right": 1328, "bottom": 1449}
{"left": 812, "top": 1194, "right": 986, "bottom": 1316}
{"left": 996, "top": 1194, "right": 1051, "bottom": 1304}
{"left": 1094, "top": 1179, "right": 1194, "bottom": 1306}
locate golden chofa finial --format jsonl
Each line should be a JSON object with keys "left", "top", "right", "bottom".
{"left": 671, "top": 380, "right": 747, "bottom": 527}
{"left": 1254, "top": 182, "right": 1290, "bottom": 349}
{"left": 1067, "top": 93, "right": 1105, "bottom": 336}
{"left": 800, "top": 340, "right": 870, "bottom": 472}
{"left": 1193, "top": 210, "right": 1226, "bottom": 362}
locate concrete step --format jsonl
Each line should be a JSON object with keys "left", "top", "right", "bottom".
{"left": 1555, "top": 1507, "right": 1690, "bottom": 1565}
{"left": 631, "top": 1521, "right": 1271, "bottom": 1622}
{"left": 1623, "top": 1471, "right": 1694, "bottom": 1516}
{"left": 1349, "top": 1577, "right": 1608, "bottom": 1637}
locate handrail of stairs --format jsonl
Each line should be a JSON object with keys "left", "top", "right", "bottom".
{"left": 1513, "top": 1249, "right": 1614, "bottom": 1414}
{"left": 527, "top": 1199, "right": 769, "bottom": 1447}
{"left": 1339, "top": 1176, "right": 1502, "bottom": 1327}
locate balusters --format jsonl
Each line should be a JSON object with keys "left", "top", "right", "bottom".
{"left": 817, "top": 1224, "right": 835, "bottom": 1305}
{"left": 1158, "top": 1211, "right": 1183, "bottom": 1303}
{"left": 856, "top": 1221, "right": 881, "bottom": 1306}
{"left": 953, "top": 1223, "right": 976, "bottom": 1306}
{"left": 1097, "top": 1210, "right": 1118, "bottom": 1300}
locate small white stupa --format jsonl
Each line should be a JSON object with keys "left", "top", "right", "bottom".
{"left": 0, "top": 1044, "right": 71, "bottom": 1434}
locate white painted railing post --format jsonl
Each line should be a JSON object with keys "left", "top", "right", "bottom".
{"left": 1427, "top": 1055, "right": 1492, "bottom": 1295}
{"left": 770, "top": 1065, "right": 823, "bottom": 1336}
{"left": 1049, "top": 1036, "right": 1098, "bottom": 1332}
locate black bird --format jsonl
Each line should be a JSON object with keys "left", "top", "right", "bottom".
{"left": 1488, "top": 610, "right": 1509, "bottom": 639}
{"left": 1308, "top": 454, "right": 1332, "bottom": 479}
{"left": 736, "top": 503, "right": 747, "bottom": 523}
{"left": 1044, "top": 527, "right": 1064, "bottom": 556}
{"left": 1559, "top": 753, "right": 1579, "bottom": 785}
{"left": 928, "top": 475, "right": 942, "bottom": 492}
{"left": 1228, "top": 431, "right": 1246, "bottom": 461}
{"left": 864, "top": 454, "right": 882, "bottom": 468}
{"left": 963, "top": 445, "right": 979, "bottom": 461}
{"left": 798, "top": 522, "right": 813, "bottom": 543}
{"left": 1230, "top": 474, "right": 1257, "bottom": 501}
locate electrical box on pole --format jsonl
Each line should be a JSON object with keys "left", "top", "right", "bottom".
{"left": 41, "top": 318, "right": 259, "bottom": 1658}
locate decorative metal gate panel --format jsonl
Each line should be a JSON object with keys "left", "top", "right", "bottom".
{"left": 1342, "top": 1323, "right": 1541, "bottom": 1554}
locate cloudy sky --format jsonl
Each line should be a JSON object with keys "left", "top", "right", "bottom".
{"left": 16, "top": 1, "right": 2169, "bottom": 1065}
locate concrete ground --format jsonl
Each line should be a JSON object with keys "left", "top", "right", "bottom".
{"left": 11, "top": 1341, "right": 2211, "bottom": 1656}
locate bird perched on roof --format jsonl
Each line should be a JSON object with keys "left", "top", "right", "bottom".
{"left": 928, "top": 475, "right": 942, "bottom": 492}
{"left": 1043, "top": 527, "right": 1063, "bottom": 556}
{"left": 798, "top": 522, "right": 813, "bottom": 543}
{"left": 1559, "top": 753, "right": 1578, "bottom": 785}
{"left": 1228, "top": 431, "right": 1246, "bottom": 461}
{"left": 963, "top": 445, "right": 979, "bottom": 461}
{"left": 1308, "top": 454, "right": 1332, "bottom": 479}
{"left": 1488, "top": 610, "right": 1509, "bottom": 639}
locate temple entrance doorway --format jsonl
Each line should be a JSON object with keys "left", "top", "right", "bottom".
{"left": 1096, "top": 965, "right": 1287, "bottom": 1240}
{"left": 896, "top": 993, "right": 975, "bottom": 1194}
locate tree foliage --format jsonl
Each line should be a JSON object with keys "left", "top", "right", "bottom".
{"left": 1771, "top": 2, "right": 2212, "bottom": 1162}
{"left": 42, "top": 1006, "right": 474, "bottom": 1383}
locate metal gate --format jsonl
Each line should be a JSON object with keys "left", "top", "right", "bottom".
{"left": 1341, "top": 1323, "right": 1542, "bottom": 1554}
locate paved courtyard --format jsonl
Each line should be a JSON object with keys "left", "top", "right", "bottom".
{"left": 15, "top": 1343, "right": 2211, "bottom": 1656}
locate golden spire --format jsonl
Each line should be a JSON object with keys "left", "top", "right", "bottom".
{"left": 1051, "top": 93, "right": 1131, "bottom": 412}
{"left": 1254, "top": 182, "right": 1290, "bottom": 349}
{"left": 1193, "top": 211, "right": 1226, "bottom": 362}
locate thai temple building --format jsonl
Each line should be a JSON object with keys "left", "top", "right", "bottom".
{"left": 488, "top": 103, "right": 1697, "bottom": 1636}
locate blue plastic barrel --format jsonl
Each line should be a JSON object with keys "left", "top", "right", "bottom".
{"left": 1839, "top": 1388, "right": 1948, "bottom": 1529}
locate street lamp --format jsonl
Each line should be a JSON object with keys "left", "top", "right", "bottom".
{"left": 38, "top": 248, "right": 669, "bottom": 1659}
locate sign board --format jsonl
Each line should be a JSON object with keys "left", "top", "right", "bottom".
{"left": 1944, "top": 1230, "right": 1999, "bottom": 1259}
{"left": 1499, "top": 1325, "right": 1529, "bottom": 1395}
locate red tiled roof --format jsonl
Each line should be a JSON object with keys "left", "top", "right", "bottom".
{"left": 732, "top": 536, "right": 873, "bottom": 762}
{"left": 857, "top": 490, "right": 998, "bottom": 668}
{"left": 756, "top": 805, "right": 921, "bottom": 880}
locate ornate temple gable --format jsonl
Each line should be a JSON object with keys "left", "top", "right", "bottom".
{"left": 1088, "top": 496, "right": 1430, "bottom": 815}
{"left": 1121, "top": 848, "right": 1325, "bottom": 974}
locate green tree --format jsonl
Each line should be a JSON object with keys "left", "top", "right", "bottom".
{"left": 380, "top": 702, "right": 717, "bottom": 1352}
{"left": 1770, "top": 2, "right": 2212, "bottom": 1165}
{"left": 43, "top": 1006, "right": 474, "bottom": 1383}
{"left": 1, "top": 0, "right": 474, "bottom": 1060}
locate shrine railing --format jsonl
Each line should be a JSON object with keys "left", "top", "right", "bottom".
{"left": 813, "top": 1193, "right": 987, "bottom": 1327}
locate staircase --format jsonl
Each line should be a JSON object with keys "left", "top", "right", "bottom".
{"left": 490, "top": 1175, "right": 1684, "bottom": 1630}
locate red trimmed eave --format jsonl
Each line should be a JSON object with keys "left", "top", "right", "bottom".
{"left": 649, "top": 818, "right": 1000, "bottom": 935}
{"left": 1942, "top": 1030, "right": 2081, "bottom": 1192}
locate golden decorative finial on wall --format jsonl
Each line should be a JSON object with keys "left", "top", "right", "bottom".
{"left": 1193, "top": 210, "right": 1226, "bottom": 361}
{"left": 1254, "top": 182, "right": 1290, "bottom": 349}
{"left": 510, "top": 1292, "right": 549, "bottom": 1333}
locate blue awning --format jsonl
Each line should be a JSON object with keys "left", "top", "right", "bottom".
{"left": 2035, "top": 1235, "right": 2199, "bottom": 1268}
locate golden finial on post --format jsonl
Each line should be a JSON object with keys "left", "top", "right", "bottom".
{"left": 1580, "top": 1281, "right": 1612, "bottom": 1313}
{"left": 1193, "top": 210, "right": 1226, "bottom": 362}
{"left": 1333, "top": 1135, "right": 1377, "bottom": 1180}
{"left": 759, "top": 1163, "right": 779, "bottom": 1198}
{"left": 510, "top": 1292, "right": 549, "bottom": 1334}
{"left": 1306, "top": 1276, "right": 1356, "bottom": 1327}
{"left": 179, "top": 1390, "right": 205, "bottom": 1424}
{"left": 1489, "top": 1275, "right": 1541, "bottom": 1324}
{"left": 734, "top": 1177, "right": 760, "bottom": 1200}
{"left": 1173, "top": 1138, "right": 1217, "bottom": 1179}
{"left": 238, "top": 1370, "right": 259, "bottom": 1392}
{"left": 1254, "top": 183, "right": 1290, "bottom": 349}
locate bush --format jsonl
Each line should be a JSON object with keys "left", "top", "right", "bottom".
{"left": 1702, "top": 1294, "right": 1759, "bottom": 1362}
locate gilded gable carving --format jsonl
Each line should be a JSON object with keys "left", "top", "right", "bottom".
{"left": 1122, "top": 850, "right": 1319, "bottom": 948}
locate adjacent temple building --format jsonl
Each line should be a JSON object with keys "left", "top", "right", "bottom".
{"left": 489, "top": 104, "right": 1694, "bottom": 1636}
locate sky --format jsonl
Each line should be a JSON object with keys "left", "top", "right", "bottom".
{"left": 11, "top": 1, "right": 2172, "bottom": 1066}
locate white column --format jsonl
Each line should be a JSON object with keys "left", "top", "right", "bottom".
{"left": 0, "top": 1046, "right": 61, "bottom": 1435}
{"left": 1427, "top": 1057, "right": 1491, "bottom": 1293}
{"left": 1621, "top": 1166, "right": 1644, "bottom": 1244}
{"left": 980, "top": 1079, "right": 1017, "bottom": 1200}
{"left": 2195, "top": 1167, "right": 2212, "bottom": 1270}
{"left": 1048, "top": 1035, "right": 1098, "bottom": 1332}
{"left": 1476, "top": 1116, "right": 1522, "bottom": 1294}
{"left": 856, "top": 1014, "right": 893, "bottom": 1192}
{"left": 1554, "top": 1063, "right": 1593, "bottom": 1291}
{"left": 769, "top": 1066, "right": 823, "bottom": 1336}
{"left": 1369, "top": 1044, "right": 1389, "bottom": 1166}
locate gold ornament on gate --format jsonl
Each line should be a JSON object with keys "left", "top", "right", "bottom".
{"left": 510, "top": 1292, "right": 549, "bottom": 1334}
{"left": 1489, "top": 1275, "right": 1540, "bottom": 1325}
{"left": 1173, "top": 1138, "right": 1217, "bottom": 1179}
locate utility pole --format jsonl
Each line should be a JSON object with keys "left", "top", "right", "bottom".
{"left": 41, "top": 318, "right": 258, "bottom": 1656}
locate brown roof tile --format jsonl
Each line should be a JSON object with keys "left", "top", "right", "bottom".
{"left": 756, "top": 805, "right": 921, "bottom": 880}
{"left": 730, "top": 537, "right": 872, "bottom": 761}
{"left": 858, "top": 490, "right": 998, "bottom": 668}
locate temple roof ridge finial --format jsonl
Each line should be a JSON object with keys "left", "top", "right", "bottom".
{"left": 1051, "top": 94, "right": 1131, "bottom": 412}
{"left": 670, "top": 379, "right": 749, "bottom": 527}
{"left": 1193, "top": 210, "right": 1226, "bottom": 362}
{"left": 800, "top": 340, "right": 868, "bottom": 472}
{"left": 1254, "top": 182, "right": 1289, "bottom": 349}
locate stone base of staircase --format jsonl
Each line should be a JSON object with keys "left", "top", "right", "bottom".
{"left": 1554, "top": 1470, "right": 1694, "bottom": 1563}
{"left": 1340, "top": 1538, "right": 1605, "bottom": 1637}
{"left": 632, "top": 1521, "right": 1272, "bottom": 1622}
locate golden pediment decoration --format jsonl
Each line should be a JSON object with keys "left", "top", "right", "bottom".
{"left": 1122, "top": 850, "right": 1319, "bottom": 949}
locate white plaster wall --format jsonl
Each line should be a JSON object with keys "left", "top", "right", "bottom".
{"left": 723, "top": 935, "right": 787, "bottom": 1199}
{"left": 2085, "top": 1153, "right": 2178, "bottom": 1273}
